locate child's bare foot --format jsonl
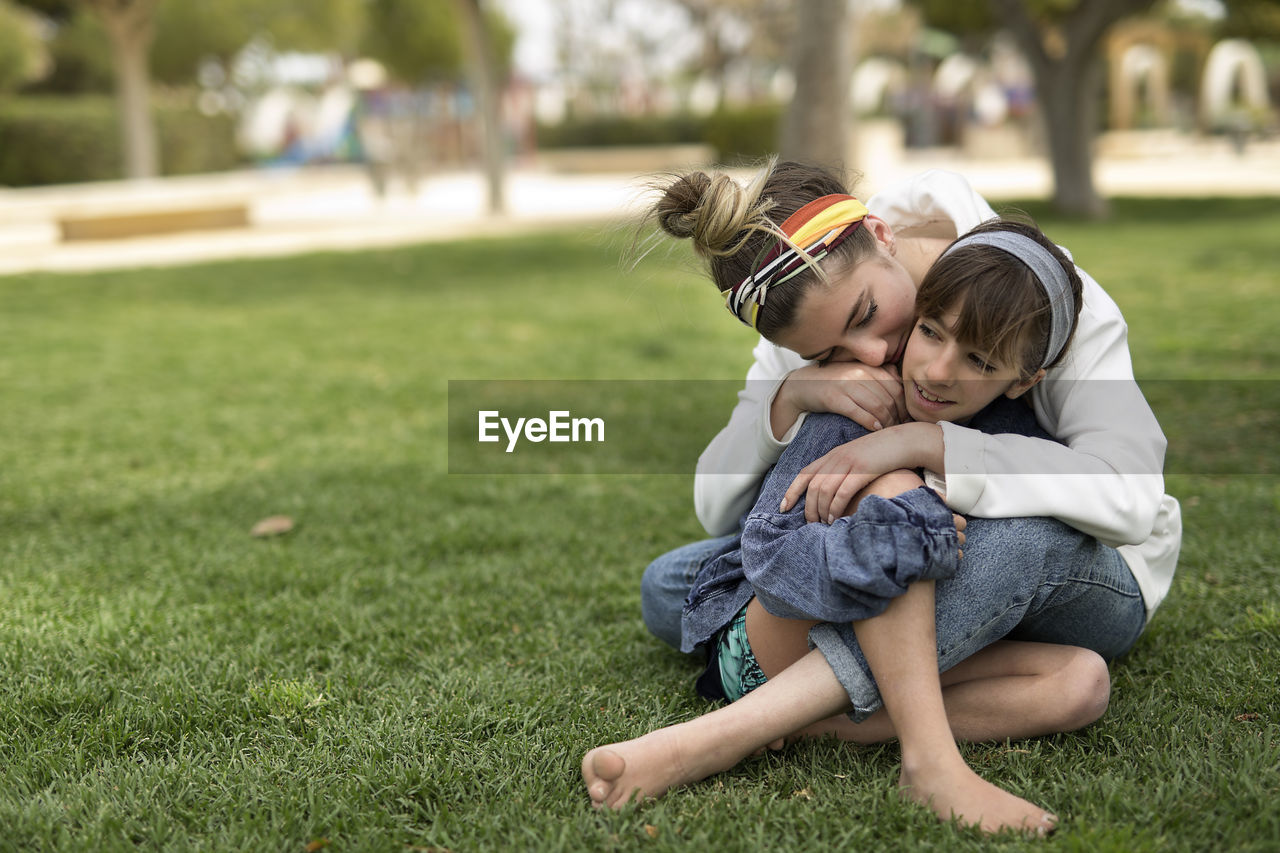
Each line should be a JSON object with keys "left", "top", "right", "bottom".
{"left": 582, "top": 724, "right": 746, "bottom": 809}
{"left": 899, "top": 759, "right": 1057, "bottom": 836}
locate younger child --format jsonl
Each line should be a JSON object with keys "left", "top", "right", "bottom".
{"left": 584, "top": 218, "right": 1092, "bottom": 835}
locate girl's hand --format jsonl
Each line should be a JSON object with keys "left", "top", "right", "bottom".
{"left": 780, "top": 423, "right": 944, "bottom": 523}
{"left": 772, "top": 363, "right": 907, "bottom": 438}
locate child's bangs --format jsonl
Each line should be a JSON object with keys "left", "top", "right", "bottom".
{"left": 958, "top": 275, "right": 1040, "bottom": 369}
{"left": 917, "top": 253, "right": 1047, "bottom": 374}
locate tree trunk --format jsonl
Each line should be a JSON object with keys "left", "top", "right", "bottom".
{"left": 990, "top": 0, "right": 1155, "bottom": 219}
{"left": 1039, "top": 54, "right": 1108, "bottom": 218}
{"left": 455, "top": 0, "right": 505, "bottom": 215}
{"left": 779, "top": 0, "right": 851, "bottom": 168}
{"left": 93, "top": 0, "right": 160, "bottom": 180}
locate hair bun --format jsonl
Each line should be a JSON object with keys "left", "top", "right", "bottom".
{"left": 655, "top": 172, "right": 711, "bottom": 241}
{"left": 654, "top": 169, "right": 774, "bottom": 259}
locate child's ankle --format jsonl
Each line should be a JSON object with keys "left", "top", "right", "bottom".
{"left": 900, "top": 742, "right": 966, "bottom": 780}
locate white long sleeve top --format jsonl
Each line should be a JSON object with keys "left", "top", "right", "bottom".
{"left": 693, "top": 170, "right": 1181, "bottom": 621}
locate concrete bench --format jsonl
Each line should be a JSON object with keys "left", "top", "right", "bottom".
{"left": 53, "top": 194, "right": 251, "bottom": 242}
{"left": 0, "top": 173, "right": 262, "bottom": 244}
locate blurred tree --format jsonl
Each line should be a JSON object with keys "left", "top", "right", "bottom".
{"left": 361, "top": 0, "right": 513, "bottom": 84}
{"left": 672, "top": 0, "right": 734, "bottom": 108}
{"left": 1218, "top": 0, "right": 1280, "bottom": 38}
{"left": 0, "top": 0, "right": 49, "bottom": 93}
{"left": 22, "top": 7, "right": 114, "bottom": 94}
{"left": 454, "top": 0, "right": 504, "bottom": 214}
{"left": 15, "top": 0, "right": 161, "bottom": 178}
{"left": 914, "top": 0, "right": 992, "bottom": 43}
{"left": 548, "top": 1, "right": 673, "bottom": 117}
{"left": 150, "top": 0, "right": 366, "bottom": 84}
{"left": 670, "top": 0, "right": 790, "bottom": 109}
{"left": 918, "top": 0, "right": 1156, "bottom": 218}
{"left": 361, "top": 0, "right": 512, "bottom": 212}
{"left": 87, "top": 0, "right": 161, "bottom": 178}
{"left": 779, "top": 0, "right": 851, "bottom": 167}
{"left": 993, "top": 0, "right": 1157, "bottom": 218}
{"left": 16, "top": 0, "right": 372, "bottom": 179}
{"left": 16, "top": 0, "right": 511, "bottom": 182}
{"left": 244, "top": 0, "right": 367, "bottom": 55}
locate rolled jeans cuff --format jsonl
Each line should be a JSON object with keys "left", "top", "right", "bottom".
{"left": 808, "top": 622, "right": 881, "bottom": 722}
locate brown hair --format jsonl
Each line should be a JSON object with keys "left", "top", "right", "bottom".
{"left": 651, "top": 159, "right": 882, "bottom": 338}
{"left": 914, "top": 219, "right": 1084, "bottom": 380}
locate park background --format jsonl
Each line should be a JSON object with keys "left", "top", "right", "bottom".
{"left": 1, "top": 0, "right": 1278, "bottom": 850}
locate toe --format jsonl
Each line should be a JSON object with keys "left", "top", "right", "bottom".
{"left": 588, "top": 780, "right": 611, "bottom": 804}
{"left": 590, "top": 747, "right": 627, "bottom": 782}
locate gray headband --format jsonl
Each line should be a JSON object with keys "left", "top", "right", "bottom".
{"left": 941, "top": 230, "right": 1074, "bottom": 369}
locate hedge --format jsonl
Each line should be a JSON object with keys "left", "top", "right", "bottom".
{"left": 702, "top": 104, "right": 784, "bottom": 164}
{"left": 0, "top": 95, "right": 242, "bottom": 187}
{"left": 536, "top": 104, "right": 783, "bottom": 165}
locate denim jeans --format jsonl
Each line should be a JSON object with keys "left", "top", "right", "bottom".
{"left": 641, "top": 399, "right": 1146, "bottom": 717}
{"left": 680, "top": 481, "right": 961, "bottom": 654}
{"left": 641, "top": 533, "right": 739, "bottom": 651}
{"left": 809, "top": 512, "right": 1144, "bottom": 720}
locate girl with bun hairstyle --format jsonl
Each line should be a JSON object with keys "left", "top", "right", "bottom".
{"left": 582, "top": 161, "right": 1180, "bottom": 834}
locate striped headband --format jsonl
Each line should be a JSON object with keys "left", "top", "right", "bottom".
{"left": 941, "top": 230, "right": 1074, "bottom": 369}
{"left": 724, "top": 194, "right": 870, "bottom": 329}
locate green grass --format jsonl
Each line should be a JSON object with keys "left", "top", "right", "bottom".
{"left": 1, "top": 199, "right": 1278, "bottom": 851}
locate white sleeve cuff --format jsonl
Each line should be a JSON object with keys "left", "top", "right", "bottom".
{"left": 758, "top": 375, "right": 806, "bottom": 454}
{"left": 939, "top": 421, "right": 987, "bottom": 513}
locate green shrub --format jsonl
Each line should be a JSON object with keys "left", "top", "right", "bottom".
{"left": 155, "top": 98, "right": 242, "bottom": 177}
{"left": 0, "top": 94, "right": 242, "bottom": 187}
{"left": 535, "top": 104, "right": 782, "bottom": 164}
{"left": 703, "top": 103, "right": 782, "bottom": 164}
{"left": 536, "top": 112, "right": 705, "bottom": 149}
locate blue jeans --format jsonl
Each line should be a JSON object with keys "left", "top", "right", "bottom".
{"left": 809, "top": 512, "right": 1144, "bottom": 720}
{"left": 642, "top": 534, "right": 738, "bottom": 651}
{"left": 644, "top": 519, "right": 1144, "bottom": 719}
{"left": 641, "top": 404, "right": 1146, "bottom": 717}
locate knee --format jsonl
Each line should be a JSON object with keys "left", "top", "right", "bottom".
{"left": 855, "top": 468, "right": 923, "bottom": 504}
{"left": 1056, "top": 648, "right": 1111, "bottom": 731}
{"left": 640, "top": 558, "right": 684, "bottom": 649}
{"left": 639, "top": 558, "right": 668, "bottom": 622}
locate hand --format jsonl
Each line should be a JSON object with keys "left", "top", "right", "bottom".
{"left": 772, "top": 362, "right": 907, "bottom": 437}
{"left": 779, "top": 424, "right": 937, "bottom": 523}
{"left": 954, "top": 513, "right": 966, "bottom": 559}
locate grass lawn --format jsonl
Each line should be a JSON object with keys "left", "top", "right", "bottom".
{"left": 1, "top": 197, "right": 1277, "bottom": 851}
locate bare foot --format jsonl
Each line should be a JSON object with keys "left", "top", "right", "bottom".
{"left": 899, "top": 760, "right": 1057, "bottom": 836}
{"left": 582, "top": 724, "right": 745, "bottom": 809}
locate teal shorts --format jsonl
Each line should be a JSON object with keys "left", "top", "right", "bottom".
{"left": 716, "top": 605, "right": 769, "bottom": 702}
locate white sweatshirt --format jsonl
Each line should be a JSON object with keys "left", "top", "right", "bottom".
{"left": 693, "top": 170, "right": 1181, "bottom": 621}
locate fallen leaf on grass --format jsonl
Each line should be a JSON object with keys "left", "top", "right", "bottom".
{"left": 251, "top": 515, "right": 295, "bottom": 537}
{"left": 1235, "top": 713, "right": 1261, "bottom": 722}
{"left": 304, "top": 840, "right": 330, "bottom": 853}
{"left": 793, "top": 787, "right": 813, "bottom": 800}
{"left": 644, "top": 824, "right": 659, "bottom": 838}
